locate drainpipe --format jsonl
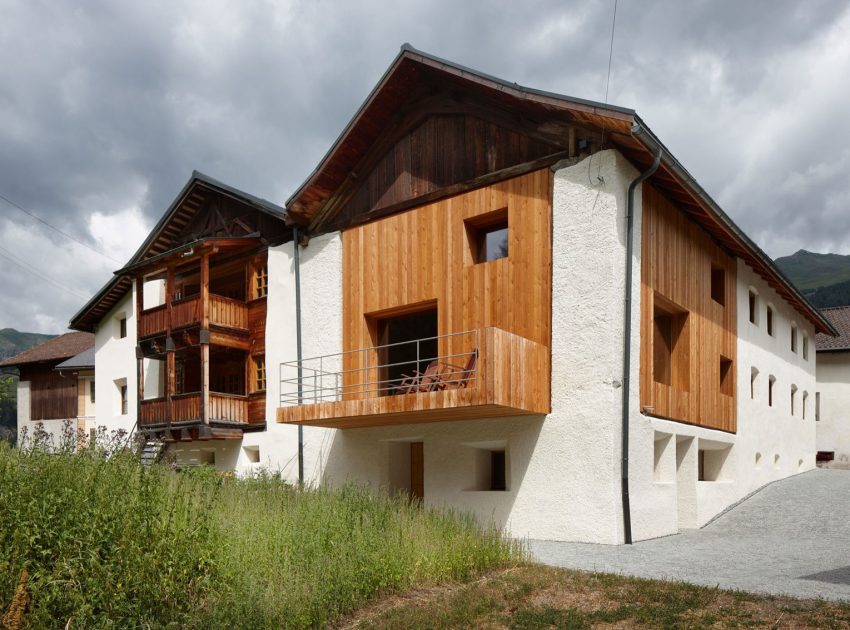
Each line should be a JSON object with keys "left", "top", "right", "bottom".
{"left": 293, "top": 226, "right": 304, "bottom": 484}
{"left": 621, "top": 123, "right": 662, "bottom": 544}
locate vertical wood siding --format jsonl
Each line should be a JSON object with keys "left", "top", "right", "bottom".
{"left": 640, "top": 184, "right": 737, "bottom": 432}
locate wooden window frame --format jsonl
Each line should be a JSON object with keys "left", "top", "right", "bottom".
{"left": 465, "top": 207, "right": 509, "bottom": 265}
{"left": 252, "top": 355, "right": 267, "bottom": 393}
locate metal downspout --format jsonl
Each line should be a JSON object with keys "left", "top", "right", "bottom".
{"left": 622, "top": 125, "right": 662, "bottom": 544}
{"left": 293, "top": 226, "right": 304, "bottom": 484}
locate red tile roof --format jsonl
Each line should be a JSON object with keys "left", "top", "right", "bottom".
{"left": 816, "top": 306, "right": 850, "bottom": 352}
{"left": 0, "top": 332, "right": 94, "bottom": 368}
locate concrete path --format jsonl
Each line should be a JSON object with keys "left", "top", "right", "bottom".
{"left": 530, "top": 469, "right": 850, "bottom": 601}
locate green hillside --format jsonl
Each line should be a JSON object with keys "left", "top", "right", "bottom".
{"left": 0, "top": 328, "right": 55, "bottom": 362}
{"left": 774, "top": 250, "right": 850, "bottom": 308}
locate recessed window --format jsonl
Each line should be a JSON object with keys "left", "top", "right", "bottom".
{"left": 802, "top": 391, "right": 808, "bottom": 420}
{"left": 254, "top": 356, "right": 266, "bottom": 392}
{"left": 750, "top": 367, "right": 759, "bottom": 400}
{"left": 748, "top": 290, "right": 758, "bottom": 325}
{"left": 791, "top": 324, "right": 798, "bottom": 353}
{"left": 719, "top": 356, "right": 733, "bottom": 397}
{"left": 816, "top": 392, "right": 821, "bottom": 421}
{"left": 243, "top": 445, "right": 260, "bottom": 464}
{"left": 766, "top": 306, "right": 774, "bottom": 336}
{"left": 803, "top": 335, "right": 809, "bottom": 360}
{"left": 768, "top": 375, "right": 776, "bottom": 407}
{"left": 120, "top": 385, "right": 128, "bottom": 415}
{"left": 255, "top": 264, "right": 268, "bottom": 299}
{"left": 698, "top": 444, "right": 731, "bottom": 481}
{"left": 119, "top": 317, "right": 127, "bottom": 339}
{"left": 774, "top": 454, "right": 780, "bottom": 469}
{"left": 470, "top": 445, "right": 508, "bottom": 491}
{"left": 755, "top": 452, "right": 762, "bottom": 469}
{"left": 653, "top": 295, "right": 690, "bottom": 391}
{"left": 791, "top": 384, "right": 798, "bottom": 416}
{"left": 465, "top": 208, "right": 509, "bottom": 264}
{"left": 710, "top": 266, "right": 726, "bottom": 306}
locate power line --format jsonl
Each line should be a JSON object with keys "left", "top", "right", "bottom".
{"left": 0, "top": 245, "right": 90, "bottom": 301}
{"left": 588, "top": 0, "right": 620, "bottom": 186}
{"left": 0, "top": 191, "right": 123, "bottom": 264}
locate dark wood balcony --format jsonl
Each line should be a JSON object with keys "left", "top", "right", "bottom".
{"left": 140, "top": 392, "right": 264, "bottom": 440}
{"left": 138, "top": 294, "right": 248, "bottom": 339}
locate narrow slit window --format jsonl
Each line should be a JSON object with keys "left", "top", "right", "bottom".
{"left": 750, "top": 367, "right": 759, "bottom": 400}
{"left": 803, "top": 335, "right": 809, "bottom": 360}
{"left": 816, "top": 392, "right": 821, "bottom": 421}
{"left": 711, "top": 267, "right": 726, "bottom": 306}
{"left": 119, "top": 317, "right": 127, "bottom": 339}
{"left": 90, "top": 380, "right": 96, "bottom": 404}
{"left": 748, "top": 290, "right": 758, "bottom": 324}
{"left": 768, "top": 375, "right": 776, "bottom": 407}
{"left": 791, "top": 325, "right": 798, "bottom": 353}
{"left": 120, "top": 385, "right": 128, "bottom": 415}
{"left": 791, "top": 384, "right": 797, "bottom": 416}
{"left": 719, "top": 356, "right": 733, "bottom": 396}
{"left": 803, "top": 391, "right": 808, "bottom": 420}
{"left": 766, "top": 306, "right": 774, "bottom": 336}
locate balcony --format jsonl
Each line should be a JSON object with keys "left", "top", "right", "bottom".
{"left": 140, "top": 392, "right": 262, "bottom": 439}
{"left": 276, "top": 327, "right": 550, "bottom": 429}
{"left": 138, "top": 294, "right": 248, "bottom": 339}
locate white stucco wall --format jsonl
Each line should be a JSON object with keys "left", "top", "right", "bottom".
{"left": 93, "top": 290, "right": 137, "bottom": 436}
{"left": 815, "top": 351, "right": 850, "bottom": 467}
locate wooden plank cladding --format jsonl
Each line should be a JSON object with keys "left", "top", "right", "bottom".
{"left": 209, "top": 393, "right": 248, "bottom": 423}
{"left": 278, "top": 326, "right": 549, "bottom": 428}
{"left": 21, "top": 369, "right": 77, "bottom": 421}
{"left": 640, "top": 184, "right": 737, "bottom": 433}
{"left": 139, "top": 305, "right": 168, "bottom": 338}
{"left": 210, "top": 294, "right": 248, "bottom": 331}
{"left": 172, "top": 296, "right": 201, "bottom": 330}
{"left": 331, "top": 114, "right": 561, "bottom": 229}
{"left": 340, "top": 168, "right": 552, "bottom": 418}
{"left": 140, "top": 393, "right": 250, "bottom": 426}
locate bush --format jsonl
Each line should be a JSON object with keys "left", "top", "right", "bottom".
{"left": 0, "top": 442, "right": 521, "bottom": 628}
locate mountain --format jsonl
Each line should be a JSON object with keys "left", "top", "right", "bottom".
{"left": 774, "top": 250, "right": 850, "bottom": 308}
{"left": 0, "top": 328, "right": 56, "bottom": 362}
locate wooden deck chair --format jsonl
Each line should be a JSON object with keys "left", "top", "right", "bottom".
{"left": 434, "top": 349, "right": 478, "bottom": 390}
{"left": 393, "top": 360, "right": 442, "bottom": 395}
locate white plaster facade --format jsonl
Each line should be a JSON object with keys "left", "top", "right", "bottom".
{"left": 815, "top": 351, "right": 850, "bottom": 467}
{"left": 93, "top": 290, "right": 137, "bottom": 436}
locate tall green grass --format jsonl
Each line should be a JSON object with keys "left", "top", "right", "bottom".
{"left": 0, "top": 436, "right": 521, "bottom": 628}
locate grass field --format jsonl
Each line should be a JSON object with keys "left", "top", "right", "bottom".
{"left": 346, "top": 565, "right": 850, "bottom": 629}
{"left": 0, "top": 435, "right": 520, "bottom": 628}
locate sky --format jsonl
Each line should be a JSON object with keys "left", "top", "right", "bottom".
{"left": 1, "top": 0, "right": 849, "bottom": 334}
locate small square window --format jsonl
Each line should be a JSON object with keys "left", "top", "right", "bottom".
{"left": 466, "top": 208, "right": 509, "bottom": 264}
{"left": 711, "top": 267, "right": 725, "bottom": 306}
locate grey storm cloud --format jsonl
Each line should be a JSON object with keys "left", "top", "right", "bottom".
{"left": 1, "top": 0, "right": 849, "bottom": 333}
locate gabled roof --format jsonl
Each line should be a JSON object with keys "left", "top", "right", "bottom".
{"left": 816, "top": 306, "right": 850, "bottom": 352}
{"left": 0, "top": 332, "right": 94, "bottom": 368}
{"left": 70, "top": 172, "right": 288, "bottom": 332}
{"left": 285, "top": 44, "right": 836, "bottom": 336}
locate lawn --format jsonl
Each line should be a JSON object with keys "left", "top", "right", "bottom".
{"left": 345, "top": 564, "right": 850, "bottom": 629}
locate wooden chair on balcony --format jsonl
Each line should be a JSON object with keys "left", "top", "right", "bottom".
{"left": 433, "top": 349, "right": 478, "bottom": 390}
{"left": 393, "top": 360, "right": 442, "bottom": 395}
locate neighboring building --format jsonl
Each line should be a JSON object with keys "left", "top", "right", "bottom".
{"left": 0, "top": 332, "right": 95, "bottom": 445}
{"left": 70, "top": 46, "right": 835, "bottom": 544}
{"left": 814, "top": 306, "right": 850, "bottom": 468}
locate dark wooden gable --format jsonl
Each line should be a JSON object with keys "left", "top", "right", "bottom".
{"left": 173, "top": 194, "right": 287, "bottom": 248}
{"left": 321, "top": 85, "right": 610, "bottom": 230}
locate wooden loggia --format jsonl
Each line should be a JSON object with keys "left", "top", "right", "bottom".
{"left": 277, "top": 327, "right": 549, "bottom": 429}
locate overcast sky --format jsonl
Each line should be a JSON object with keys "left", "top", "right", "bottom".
{"left": 1, "top": 0, "right": 849, "bottom": 334}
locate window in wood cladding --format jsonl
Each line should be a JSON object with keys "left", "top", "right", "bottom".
{"left": 803, "top": 335, "right": 809, "bottom": 360}
{"left": 803, "top": 391, "right": 808, "bottom": 420}
{"left": 119, "top": 317, "right": 127, "bottom": 339}
{"left": 750, "top": 366, "right": 759, "bottom": 400}
{"left": 373, "top": 306, "right": 438, "bottom": 396}
{"left": 465, "top": 207, "right": 509, "bottom": 264}
{"left": 791, "top": 324, "right": 798, "bottom": 353}
{"left": 652, "top": 296, "right": 690, "bottom": 391}
{"left": 253, "top": 355, "right": 266, "bottom": 392}
{"left": 710, "top": 267, "right": 726, "bottom": 306}
{"left": 791, "top": 384, "right": 797, "bottom": 416}
{"left": 719, "top": 356, "right": 734, "bottom": 397}
{"left": 768, "top": 375, "right": 776, "bottom": 407}
{"left": 748, "top": 290, "right": 758, "bottom": 324}
{"left": 255, "top": 264, "right": 268, "bottom": 299}
{"left": 766, "top": 306, "right": 774, "bottom": 336}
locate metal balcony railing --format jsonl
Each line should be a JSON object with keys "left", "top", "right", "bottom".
{"left": 279, "top": 330, "right": 478, "bottom": 406}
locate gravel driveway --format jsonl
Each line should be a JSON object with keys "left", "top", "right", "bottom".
{"left": 530, "top": 468, "right": 850, "bottom": 601}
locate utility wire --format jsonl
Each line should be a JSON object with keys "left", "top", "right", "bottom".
{"left": 0, "top": 191, "right": 122, "bottom": 264}
{"left": 588, "top": 0, "right": 619, "bottom": 185}
{"left": 0, "top": 245, "right": 90, "bottom": 300}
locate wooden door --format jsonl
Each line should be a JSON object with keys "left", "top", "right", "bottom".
{"left": 410, "top": 442, "right": 424, "bottom": 501}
